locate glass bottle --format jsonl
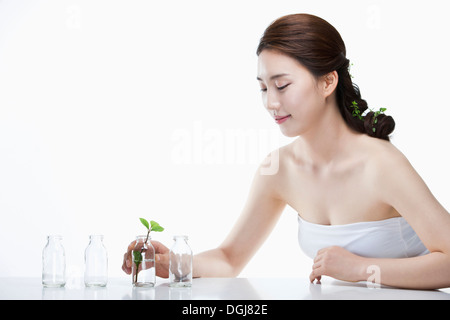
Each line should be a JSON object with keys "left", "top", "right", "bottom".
{"left": 132, "top": 235, "right": 155, "bottom": 287}
{"left": 169, "top": 235, "right": 193, "bottom": 287}
{"left": 84, "top": 235, "right": 108, "bottom": 287}
{"left": 42, "top": 235, "right": 66, "bottom": 287}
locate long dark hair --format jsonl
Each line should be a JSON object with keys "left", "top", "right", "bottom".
{"left": 256, "top": 13, "right": 395, "bottom": 141}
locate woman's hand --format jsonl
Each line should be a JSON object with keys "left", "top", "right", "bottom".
{"left": 122, "top": 240, "right": 170, "bottom": 278}
{"left": 310, "top": 246, "right": 366, "bottom": 284}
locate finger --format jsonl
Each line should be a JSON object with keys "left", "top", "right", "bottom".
{"left": 309, "top": 271, "right": 320, "bottom": 283}
{"left": 127, "top": 241, "right": 136, "bottom": 252}
{"left": 313, "top": 254, "right": 323, "bottom": 263}
{"left": 309, "top": 271, "right": 322, "bottom": 284}
{"left": 155, "top": 253, "right": 170, "bottom": 278}
{"left": 126, "top": 241, "right": 137, "bottom": 264}
{"left": 156, "top": 253, "right": 169, "bottom": 264}
{"left": 122, "top": 252, "right": 131, "bottom": 274}
{"left": 125, "top": 250, "right": 132, "bottom": 268}
{"left": 123, "top": 241, "right": 138, "bottom": 273}
{"left": 312, "top": 260, "right": 322, "bottom": 270}
{"left": 316, "top": 247, "right": 329, "bottom": 255}
{"left": 151, "top": 240, "right": 169, "bottom": 254}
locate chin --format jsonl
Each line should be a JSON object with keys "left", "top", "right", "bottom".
{"left": 280, "top": 121, "right": 314, "bottom": 138}
{"left": 279, "top": 122, "right": 306, "bottom": 137}
{"left": 279, "top": 127, "right": 301, "bottom": 138}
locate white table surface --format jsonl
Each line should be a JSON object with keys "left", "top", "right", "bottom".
{"left": 1, "top": 277, "right": 450, "bottom": 300}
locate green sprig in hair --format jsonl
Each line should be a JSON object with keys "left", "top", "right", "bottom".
{"left": 350, "top": 100, "right": 387, "bottom": 133}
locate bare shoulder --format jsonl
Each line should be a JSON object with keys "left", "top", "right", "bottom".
{"left": 254, "top": 143, "right": 293, "bottom": 200}
{"left": 360, "top": 136, "right": 429, "bottom": 203}
{"left": 361, "top": 136, "right": 412, "bottom": 174}
{"left": 363, "top": 137, "right": 450, "bottom": 252}
{"left": 258, "top": 142, "right": 293, "bottom": 174}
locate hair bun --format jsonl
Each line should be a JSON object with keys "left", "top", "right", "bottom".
{"left": 363, "top": 112, "right": 395, "bottom": 141}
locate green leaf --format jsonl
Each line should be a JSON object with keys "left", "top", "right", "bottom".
{"left": 150, "top": 220, "right": 164, "bottom": 232}
{"left": 380, "top": 108, "right": 387, "bottom": 112}
{"left": 139, "top": 218, "right": 150, "bottom": 230}
{"left": 133, "top": 250, "right": 143, "bottom": 283}
{"left": 133, "top": 250, "right": 143, "bottom": 265}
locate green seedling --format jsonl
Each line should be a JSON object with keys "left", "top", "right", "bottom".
{"left": 350, "top": 100, "right": 387, "bottom": 133}
{"left": 133, "top": 218, "right": 164, "bottom": 283}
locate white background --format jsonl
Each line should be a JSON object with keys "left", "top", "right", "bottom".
{"left": 1, "top": 0, "right": 449, "bottom": 281}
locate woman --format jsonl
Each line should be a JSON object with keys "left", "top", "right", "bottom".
{"left": 122, "top": 13, "right": 450, "bottom": 289}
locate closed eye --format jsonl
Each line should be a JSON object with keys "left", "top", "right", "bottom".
{"left": 259, "top": 83, "right": 290, "bottom": 92}
{"left": 277, "top": 84, "right": 290, "bottom": 91}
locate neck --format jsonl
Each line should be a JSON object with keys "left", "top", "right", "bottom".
{"left": 293, "top": 101, "right": 358, "bottom": 168}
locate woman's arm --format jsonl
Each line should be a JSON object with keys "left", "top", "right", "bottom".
{"left": 122, "top": 153, "right": 286, "bottom": 278}
{"left": 193, "top": 157, "right": 287, "bottom": 277}
{"left": 359, "top": 252, "right": 450, "bottom": 289}
{"left": 368, "top": 148, "right": 450, "bottom": 289}
{"left": 310, "top": 145, "right": 450, "bottom": 289}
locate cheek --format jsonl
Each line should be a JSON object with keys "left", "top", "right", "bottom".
{"left": 286, "top": 86, "right": 320, "bottom": 118}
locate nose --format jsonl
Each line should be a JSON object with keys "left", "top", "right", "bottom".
{"left": 265, "top": 90, "right": 281, "bottom": 114}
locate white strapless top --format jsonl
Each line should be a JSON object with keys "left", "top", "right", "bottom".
{"left": 298, "top": 216, "right": 429, "bottom": 259}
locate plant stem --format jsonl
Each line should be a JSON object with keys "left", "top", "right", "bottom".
{"left": 145, "top": 229, "right": 151, "bottom": 244}
{"left": 135, "top": 230, "right": 151, "bottom": 284}
{"left": 134, "top": 264, "right": 139, "bottom": 283}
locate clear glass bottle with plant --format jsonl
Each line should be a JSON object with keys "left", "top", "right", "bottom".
{"left": 132, "top": 218, "right": 164, "bottom": 287}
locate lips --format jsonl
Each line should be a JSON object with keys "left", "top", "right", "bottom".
{"left": 275, "top": 115, "right": 291, "bottom": 124}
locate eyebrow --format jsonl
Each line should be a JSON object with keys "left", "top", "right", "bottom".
{"left": 256, "top": 73, "right": 290, "bottom": 81}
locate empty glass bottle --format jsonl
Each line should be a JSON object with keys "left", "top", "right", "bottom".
{"left": 42, "top": 235, "right": 66, "bottom": 287}
{"left": 169, "top": 235, "right": 193, "bottom": 287}
{"left": 84, "top": 235, "right": 108, "bottom": 287}
{"left": 132, "top": 235, "right": 155, "bottom": 287}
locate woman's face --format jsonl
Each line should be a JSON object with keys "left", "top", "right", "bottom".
{"left": 257, "top": 50, "right": 326, "bottom": 137}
